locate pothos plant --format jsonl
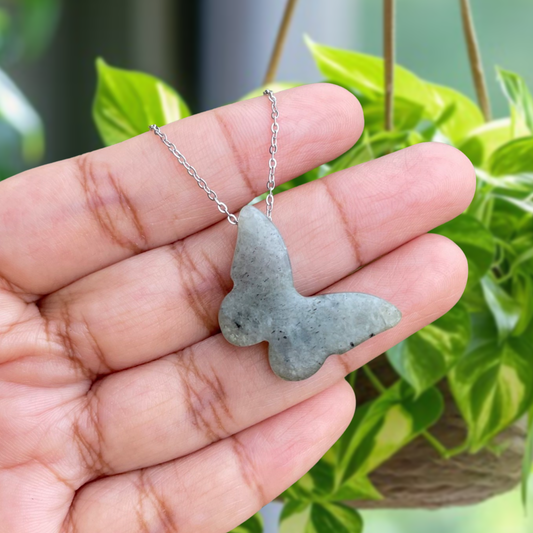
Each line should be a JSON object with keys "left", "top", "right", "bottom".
{"left": 91, "top": 36, "right": 533, "bottom": 533}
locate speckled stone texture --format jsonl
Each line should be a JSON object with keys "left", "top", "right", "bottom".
{"left": 219, "top": 206, "right": 402, "bottom": 381}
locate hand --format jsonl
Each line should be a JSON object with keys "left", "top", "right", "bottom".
{"left": 0, "top": 84, "right": 474, "bottom": 533}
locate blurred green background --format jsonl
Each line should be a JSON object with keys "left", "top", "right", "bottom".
{"left": 363, "top": 483, "right": 533, "bottom": 533}
{"left": 261, "top": 482, "right": 533, "bottom": 532}
{"left": 2, "top": 1, "right": 533, "bottom": 532}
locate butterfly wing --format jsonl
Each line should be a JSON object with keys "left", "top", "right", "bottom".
{"left": 219, "top": 205, "right": 297, "bottom": 346}
{"left": 267, "top": 292, "right": 402, "bottom": 381}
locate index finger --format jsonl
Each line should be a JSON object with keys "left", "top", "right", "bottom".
{"left": 0, "top": 84, "right": 363, "bottom": 295}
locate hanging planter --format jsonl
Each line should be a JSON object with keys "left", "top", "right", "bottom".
{"left": 348, "top": 357, "right": 527, "bottom": 510}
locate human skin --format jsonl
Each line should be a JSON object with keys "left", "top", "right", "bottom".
{"left": 0, "top": 84, "right": 475, "bottom": 533}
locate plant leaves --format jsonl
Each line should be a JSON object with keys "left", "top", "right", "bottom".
{"left": 279, "top": 500, "right": 311, "bottom": 532}
{"left": 284, "top": 457, "right": 336, "bottom": 501}
{"left": 496, "top": 67, "right": 533, "bottom": 133}
{"left": 0, "top": 67, "right": 44, "bottom": 163}
{"left": 488, "top": 136, "right": 533, "bottom": 176}
{"left": 322, "top": 130, "right": 409, "bottom": 178}
{"left": 310, "top": 503, "right": 363, "bottom": 533}
{"left": 493, "top": 194, "right": 533, "bottom": 216}
{"left": 480, "top": 274, "right": 521, "bottom": 342}
{"left": 93, "top": 58, "right": 190, "bottom": 147}
{"left": 450, "top": 312, "right": 533, "bottom": 452}
{"left": 459, "top": 118, "right": 519, "bottom": 168}
{"left": 512, "top": 274, "right": 533, "bottom": 336}
{"left": 284, "top": 455, "right": 382, "bottom": 504}
{"left": 476, "top": 169, "right": 533, "bottom": 194}
{"left": 360, "top": 95, "right": 424, "bottom": 134}
{"left": 432, "top": 213, "right": 495, "bottom": 287}
{"left": 305, "top": 36, "right": 434, "bottom": 136}
{"left": 280, "top": 502, "right": 363, "bottom": 533}
{"left": 327, "top": 475, "right": 382, "bottom": 502}
{"left": 388, "top": 302, "right": 471, "bottom": 395}
{"left": 306, "top": 36, "right": 482, "bottom": 142}
{"left": 306, "top": 36, "right": 429, "bottom": 103}
{"left": 425, "top": 83, "right": 484, "bottom": 144}
{"left": 335, "top": 380, "right": 443, "bottom": 484}
{"left": 230, "top": 513, "right": 264, "bottom": 533}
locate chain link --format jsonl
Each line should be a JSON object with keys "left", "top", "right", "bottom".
{"left": 149, "top": 124, "right": 239, "bottom": 225}
{"left": 149, "top": 89, "right": 279, "bottom": 225}
{"left": 263, "top": 89, "right": 279, "bottom": 221}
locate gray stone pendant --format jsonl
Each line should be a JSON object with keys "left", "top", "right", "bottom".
{"left": 219, "top": 206, "right": 402, "bottom": 381}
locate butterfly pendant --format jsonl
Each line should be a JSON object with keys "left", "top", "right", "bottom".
{"left": 218, "top": 206, "right": 402, "bottom": 381}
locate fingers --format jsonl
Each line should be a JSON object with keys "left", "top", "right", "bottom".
{"left": 0, "top": 84, "right": 363, "bottom": 296}
{"left": 71, "top": 233, "right": 466, "bottom": 479}
{"left": 66, "top": 381, "right": 356, "bottom": 533}
{"left": 37, "top": 142, "right": 475, "bottom": 379}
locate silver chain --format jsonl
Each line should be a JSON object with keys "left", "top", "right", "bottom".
{"left": 264, "top": 89, "right": 279, "bottom": 220}
{"left": 149, "top": 89, "right": 279, "bottom": 225}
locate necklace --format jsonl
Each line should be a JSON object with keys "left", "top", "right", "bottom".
{"left": 150, "top": 90, "right": 401, "bottom": 381}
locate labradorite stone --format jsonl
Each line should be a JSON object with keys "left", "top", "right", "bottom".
{"left": 218, "top": 206, "right": 402, "bottom": 381}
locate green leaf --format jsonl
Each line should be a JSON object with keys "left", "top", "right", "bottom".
{"left": 328, "top": 475, "right": 382, "bottom": 502}
{"left": 425, "top": 83, "right": 484, "bottom": 144}
{"left": 493, "top": 194, "right": 533, "bottom": 216}
{"left": 496, "top": 67, "right": 533, "bottom": 133}
{"left": 310, "top": 503, "right": 363, "bottom": 533}
{"left": 306, "top": 36, "right": 431, "bottom": 135}
{"left": 360, "top": 95, "right": 424, "bottom": 134}
{"left": 431, "top": 214, "right": 495, "bottom": 287}
{"left": 487, "top": 194, "right": 533, "bottom": 243}
{"left": 0, "top": 67, "right": 44, "bottom": 163}
{"left": 336, "top": 380, "right": 443, "bottom": 484}
{"left": 279, "top": 500, "right": 311, "bottom": 532}
{"left": 388, "top": 302, "right": 471, "bottom": 395}
{"left": 488, "top": 136, "right": 533, "bottom": 176}
{"left": 459, "top": 119, "right": 518, "bottom": 167}
{"left": 450, "top": 312, "right": 533, "bottom": 451}
{"left": 230, "top": 513, "right": 264, "bottom": 533}
{"left": 306, "top": 36, "right": 430, "bottom": 105}
{"left": 93, "top": 58, "right": 190, "bottom": 147}
{"left": 512, "top": 275, "right": 533, "bottom": 336}
{"left": 280, "top": 502, "right": 363, "bottom": 533}
{"left": 306, "top": 36, "right": 482, "bottom": 143}
{"left": 284, "top": 458, "right": 336, "bottom": 501}
{"left": 480, "top": 274, "right": 521, "bottom": 342}
{"left": 323, "top": 130, "right": 409, "bottom": 178}
{"left": 476, "top": 169, "right": 533, "bottom": 194}
{"left": 285, "top": 456, "right": 382, "bottom": 503}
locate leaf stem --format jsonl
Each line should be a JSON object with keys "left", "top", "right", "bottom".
{"left": 442, "top": 442, "right": 470, "bottom": 459}
{"left": 421, "top": 430, "right": 450, "bottom": 457}
{"left": 422, "top": 432, "right": 468, "bottom": 459}
{"left": 263, "top": 0, "right": 300, "bottom": 85}
{"left": 346, "top": 370, "right": 358, "bottom": 389}
{"left": 383, "top": 0, "right": 395, "bottom": 131}
{"left": 362, "top": 365, "right": 387, "bottom": 394}
{"left": 459, "top": 0, "right": 491, "bottom": 121}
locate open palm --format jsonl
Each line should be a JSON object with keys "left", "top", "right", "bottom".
{"left": 0, "top": 84, "right": 474, "bottom": 533}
